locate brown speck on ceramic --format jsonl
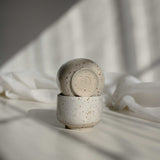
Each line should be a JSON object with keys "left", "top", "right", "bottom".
{"left": 87, "top": 111, "right": 91, "bottom": 115}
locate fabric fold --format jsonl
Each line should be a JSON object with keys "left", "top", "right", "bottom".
{"left": 0, "top": 71, "right": 160, "bottom": 122}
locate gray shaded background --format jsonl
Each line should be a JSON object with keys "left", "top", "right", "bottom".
{"left": 1, "top": 0, "right": 160, "bottom": 81}
{"left": 0, "top": 0, "right": 79, "bottom": 65}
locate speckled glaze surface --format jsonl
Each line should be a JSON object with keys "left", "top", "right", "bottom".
{"left": 57, "top": 58, "right": 104, "bottom": 97}
{"left": 56, "top": 94, "right": 104, "bottom": 129}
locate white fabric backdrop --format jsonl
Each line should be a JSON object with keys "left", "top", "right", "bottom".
{"left": 1, "top": 0, "right": 160, "bottom": 122}
{"left": 1, "top": 0, "right": 160, "bottom": 82}
{"left": 1, "top": 1, "right": 160, "bottom": 160}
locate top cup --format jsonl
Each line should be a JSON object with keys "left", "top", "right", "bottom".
{"left": 57, "top": 58, "right": 104, "bottom": 97}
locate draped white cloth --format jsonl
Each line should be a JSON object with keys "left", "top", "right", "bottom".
{"left": 0, "top": 72, "right": 58, "bottom": 103}
{"left": 0, "top": 71, "right": 160, "bottom": 122}
{"left": 104, "top": 73, "right": 160, "bottom": 122}
{"left": 1, "top": 0, "right": 160, "bottom": 123}
{"left": 1, "top": 1, "right": 160, "bottom": 160}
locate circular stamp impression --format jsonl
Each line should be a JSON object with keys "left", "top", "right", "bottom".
{"left": 71, "top": 68, "right": 98, "bottom": 97}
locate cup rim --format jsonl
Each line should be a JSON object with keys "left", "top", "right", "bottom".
{"left": 57, "top": 93, "right": 105, "bottom": 98}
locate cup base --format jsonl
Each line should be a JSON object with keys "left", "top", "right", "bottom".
{"left": 65, "top": 124, "right": 95, "bottom": 130}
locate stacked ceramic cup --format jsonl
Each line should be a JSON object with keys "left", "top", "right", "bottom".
{"left": 56, "top": 58, "right": 105, "bottom": 129}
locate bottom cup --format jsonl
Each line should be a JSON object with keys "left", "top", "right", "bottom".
{"left": 56, "top": 94, "right": 104, "bottom": 129}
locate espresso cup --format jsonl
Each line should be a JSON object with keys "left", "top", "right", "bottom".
{"left": 57, "top": 58, "right": 104, "bottom": 97}
{"left": 57, "top": 94, "right": 104, "bottom": 129}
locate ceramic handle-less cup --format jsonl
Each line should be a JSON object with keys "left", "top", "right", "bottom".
{"left": 56, "top": 58, "right": 104, "bottom": 129}
{"left": 57, "top": 94, "right": 104, "bottom": 129}
{"left": 57, "top": 58, "right": 104, "bottom": 97}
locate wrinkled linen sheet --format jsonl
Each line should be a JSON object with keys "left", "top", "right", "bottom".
{"left": 0, "top": 71, "right": 160, "bottom": 122}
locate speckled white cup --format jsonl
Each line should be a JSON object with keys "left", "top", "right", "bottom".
{"left": 56, "top": 94, "right": 104, "bottom": 129}
{"left": 57, "top": 58, "right": 104, "bottom": 97}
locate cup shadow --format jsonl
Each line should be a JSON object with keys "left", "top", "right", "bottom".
{"left": 28, "top": 109, "right": 64, "bottom": 129}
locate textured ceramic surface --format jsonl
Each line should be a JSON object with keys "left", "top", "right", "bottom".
{"left": 57, "top": 58, "right": 104, "bottom": 96}
{"left": 56, "top": 94, "right": 104, "bottom": 129}
{"left": 1, "top": 98, "right": 160, "bottom": 160}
